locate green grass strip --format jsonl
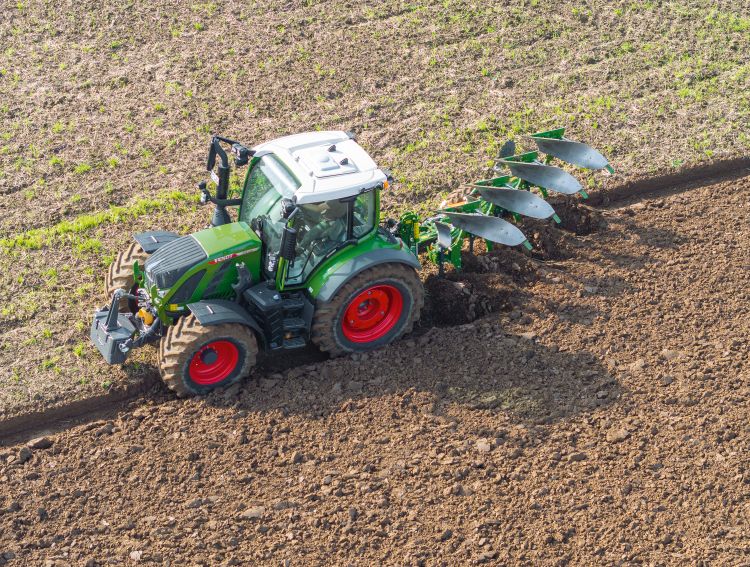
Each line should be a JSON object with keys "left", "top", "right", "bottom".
{"left": 1, "top": 190, "right": 199, "bottom": 251}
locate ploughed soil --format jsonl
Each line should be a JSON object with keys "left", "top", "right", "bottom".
{"left": 1, "top": 174, "right": 748, "bottom": 565}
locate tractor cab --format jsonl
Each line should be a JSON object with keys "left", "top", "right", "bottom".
{"left": 236, "top": 132, "right": 383, "bottom": 286}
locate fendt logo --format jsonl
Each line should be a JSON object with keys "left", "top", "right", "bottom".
{"left": 208, "top": 249, "right": 256, "bottom": 265}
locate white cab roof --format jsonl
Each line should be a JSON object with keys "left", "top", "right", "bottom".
{"left": 252, "top": 131, "right": 387, "bottom": 205}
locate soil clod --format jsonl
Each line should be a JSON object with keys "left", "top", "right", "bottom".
{"left": 26, "top": 437, "right": 52, "bottom": 450}
{"left": 552, "top": 200, "right": 605, "bottom": 235}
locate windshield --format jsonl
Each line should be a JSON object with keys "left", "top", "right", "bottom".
{"left": 239, "top": 155, "right": 301, "bottom": 273}
{"left": 286, "top": 200, "right": 349, "bottom": 282}
{"left": 240, "top": 154, "right": 299, "bottom": 222}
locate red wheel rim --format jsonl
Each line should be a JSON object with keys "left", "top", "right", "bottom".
{"left": 188, "top": 340, "right": 239, "bottom": 385}
{"left": 341, "top": 284, "right": 404, "bottom": 343}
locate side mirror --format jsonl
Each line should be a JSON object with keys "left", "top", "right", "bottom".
{"left": 279, "top": 227, "right": 297, "bottom": 261}
{"left": 197, "top": 181, "right": 213, "bottom": 205}
{"left": 280, "top": 198, "right": 296, "bottom": 219}
{"left": 232, "top": 143, "right": 251, "bottom": 167}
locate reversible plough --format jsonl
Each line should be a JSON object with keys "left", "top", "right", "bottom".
{"left": 397, "top": 127, "right": 613, "bottom": 274}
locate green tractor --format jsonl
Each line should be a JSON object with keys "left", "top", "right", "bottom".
{"left": 91, "top": 129, "right": 611, "bottom": 396}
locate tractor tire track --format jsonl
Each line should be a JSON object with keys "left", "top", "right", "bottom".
{"left": 589, "top": 156, "right": 750, "bottom": 207}
{"left": 0, "top": 374, "right": 160, "bottom": 447}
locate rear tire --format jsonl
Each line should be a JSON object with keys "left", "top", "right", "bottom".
{"left": 158, "top": 315, "right": 257, "bottom": 397}
{"left": 105, "top": 242, "right": 148, "bottom": 311}
{"left": 311, "top": 263, "right": 423, "bottom": 356}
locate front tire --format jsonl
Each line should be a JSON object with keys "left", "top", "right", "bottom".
{"left": 158, "top": 315, "right": 258, "bottom": 397}
{"left": 311, "top": 263, "right": 424, "bottom": 356}
{"left": 105, "top": 242, "right": 148, "bottom": 312}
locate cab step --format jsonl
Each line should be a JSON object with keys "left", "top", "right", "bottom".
{"left": 282, "top": 295, "right": 306, "bottom": 312}
{"left": 282, "top": 336, "right": 306, "bottom": 350}
{"left": 283, "top": 317, "right": 306, "bottom": 331}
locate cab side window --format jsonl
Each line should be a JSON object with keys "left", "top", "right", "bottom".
{"left": 287, "top": 200, "right": 349, "bottom": 282}
{"left": 352, "top": 190, "right": 376, "bottom": 238}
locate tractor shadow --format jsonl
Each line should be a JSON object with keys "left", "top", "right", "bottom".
{"left": 200, "top": 321, "right": 623, "bottom": 428}
{"left": 255, "top": 345, "right": 328, "bottom": 373}
{"left": 594, "top": 220, "right": 682, "bottom": 271}
{"left": 581, "top": 203, "right": 683, "bottom": 271}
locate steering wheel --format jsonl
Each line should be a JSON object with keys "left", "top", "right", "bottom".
{"left": 310, "top": 239, "right": 329, "bottom": 256}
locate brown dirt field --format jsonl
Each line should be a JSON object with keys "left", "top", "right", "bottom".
{"left": 1, "top": 173, "right": 747, "bottom": 565}
{"left": 1, "top": 1, "right": 750, "bottom": 563}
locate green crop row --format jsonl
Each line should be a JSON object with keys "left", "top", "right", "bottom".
{"left": 1, "top": 190, "right": 198, "bottom": 251}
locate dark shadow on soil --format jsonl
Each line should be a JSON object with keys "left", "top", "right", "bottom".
{"left": 627, "top": 224, "right": 682, "bottom": 250}
{"left": 583, "top": 217, "right": 681, "bottom": 272}
{"left": 255, "top": 345, "right": 329, "bottom": 374}
{"left": 201, "top": 326, "right": 623, "bottom": 429}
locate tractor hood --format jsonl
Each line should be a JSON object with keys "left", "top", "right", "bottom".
{"left": 144, "top": 235, "right": 207, "bottom": 289}
{"left": 144, "top": 222, "right": 260, "bottom": 290}
{"left": 191, "top": 221, "right": 261, "bottom": 259}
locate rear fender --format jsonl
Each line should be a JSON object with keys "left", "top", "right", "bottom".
{"left": 186, "top": 300, "right": 266, "bottom": 348}
{"left": 314, "top": 248, "right": 420, "bottom": 303}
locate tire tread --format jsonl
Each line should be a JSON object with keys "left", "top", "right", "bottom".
{"left": 104, "top": 242, "right": 149, "bottom": 306}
